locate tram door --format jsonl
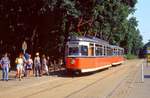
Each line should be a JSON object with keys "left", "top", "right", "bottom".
{"left": 89, "top": 43, "right": 94, "bottom": 56}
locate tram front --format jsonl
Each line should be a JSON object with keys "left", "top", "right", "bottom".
{"left": 65, "top": 37, "right": 89, "bottom": 73}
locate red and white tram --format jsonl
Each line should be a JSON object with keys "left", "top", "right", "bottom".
{"left": 65, "top": 36, "right": 125, "bottom": 73}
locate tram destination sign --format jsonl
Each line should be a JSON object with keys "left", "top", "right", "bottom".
{"left": 69, "top": 41, "right": 79, "bottom": 45}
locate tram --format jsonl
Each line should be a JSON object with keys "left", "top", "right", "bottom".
{"left": 65, "top": 36, "right": 125, "bottom": 73}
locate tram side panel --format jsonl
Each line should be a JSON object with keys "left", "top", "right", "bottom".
{"left": 66, "top": 56, "right": 124, "bottom": 72}
{"left": 111, "top": 56, "right": 125, "bottom": 65}
{"left": 66, "top": 57, "right": 112, "bottom": 72}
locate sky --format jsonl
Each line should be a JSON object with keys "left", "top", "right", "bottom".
{"left": 134, "top": 0, "right": 150, "bottom": 44}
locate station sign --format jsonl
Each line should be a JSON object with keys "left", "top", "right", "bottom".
{"left": 22, "top": 41, "right": 27, "bottom": 53}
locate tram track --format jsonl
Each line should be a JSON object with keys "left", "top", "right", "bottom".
{"left": 0, "top": 77, "right": 82, "bottom": 98}
{"left": 64, "top": 60, "right": 142, "bottom": 98}
{"left": 23, "top": 60, "right": 135, "bottom": 98}
{"left": 5, "top": 64, "right": 124, "bottom": 98}
{"left": 0, "top": 60, "right": 142, "bottom": 98}
{"left": 106, "top": 61, "right": 142, "bottom": 98}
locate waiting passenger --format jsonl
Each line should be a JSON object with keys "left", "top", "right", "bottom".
{"left": 0, "top": 53, "right": 10, "bottom": 81}
{"left": 15, "top": 53, "right": 24, "bottom": 81}
{"left": 41, "top": 54, "right": 49, "bottom": 76}
{"left": 34, "top": 52, "right": 41, "bottom": 77}
{"left": 26, "top": 54, "right": 33, "bottom": 77}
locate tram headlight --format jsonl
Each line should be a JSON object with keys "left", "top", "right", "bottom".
{"left": 70, "top": 58, "right": 75, "bottom": 64}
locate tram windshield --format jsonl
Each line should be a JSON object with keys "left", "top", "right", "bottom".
{"left": 80, "top": 45, "right": 88, "bottom": 56}
{"left": 68, "top": 45, "right": 88, "bottom": 56}
{"left": 69, "top": 47, "right": 79, "bottom": 56}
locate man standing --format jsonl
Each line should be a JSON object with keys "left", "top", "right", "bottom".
{"left": 34, "top": 52, "right": 41, "bottom": 77}
{"left": 0, "top": 53, "right": 10, "bottom": 81}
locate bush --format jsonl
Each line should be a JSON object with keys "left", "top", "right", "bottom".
{"left": 124, "top": 54, "right": 137, "bottom": 59}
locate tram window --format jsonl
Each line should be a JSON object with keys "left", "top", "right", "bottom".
{"left": 114, "top": 48, "right": 117, "bottom": 55}
{"left": 101, "top": 45, "right": 104, "bottom": 56}
{"left": 107, "top": 47, "right": 112, "bottom": 56}
{"left": 119, "top": 49, "right": 121, "bottom": 55}
{"left": 104, "top": 46, "right": 107, "bottom": 56}
{"left": 112, "top": 48, "right": 115, "bottom": 55}
{"left": 95, "top": 47, "right": 99, "bottom": 56}
{"left": 99, "top": 47, "right": 103, "bottom": 55}
{"left": 119, "top": 49, "right": 123, "bottom": 55}
{"left": 118, "top": 49, "right": 120, "bottom": 55}
{"left": 95, "top": 46, "right": 103, "bottom": 56}
{"left": 104, "top": 46, "right": 106, "bottom": 56}
{"left": 69, "top": 47, "right": 79, "bottom": 55}
{"left": 107, "top": 47, "right": 109, "bottom": 56}
{"left": 80, "top": 45, "right": 88, "bottom": 56}
{"left": 119, "top": 49, "right": 122, "bottom": 55}
{"left": 110, "top": 48, "right": 112, "bottom": 55}
{"left": 95, "top": 44, "right": 100, "bottom": 56}
{"left": 116, "top": 49, "right": 118, "bottom": 55}
{"left": 116, "top": 49, "right": 119, "bottom": 55}
{"left": 121, "top": 50, "right": 124, "bottom": 55}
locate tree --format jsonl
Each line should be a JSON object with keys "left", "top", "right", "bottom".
{"left": 0, "top": 0, "right": 143, "bottom": 59}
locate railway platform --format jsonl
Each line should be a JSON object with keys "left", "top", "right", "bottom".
{"left": 0, "top": 59, "right": 150, "bottom": 98}
{"left": 127, "top": 61, "right": 150, "bottom": 98}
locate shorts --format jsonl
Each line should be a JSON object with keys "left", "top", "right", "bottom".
{"left": 27, "top": 64, "right": 32, "bottom": 70}
{"left": 16, "top": 64, "right": 23, "bottom": 71}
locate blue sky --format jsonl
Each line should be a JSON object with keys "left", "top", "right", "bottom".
{"left": 134, "top": 0, "right": 150, "bottom": 44}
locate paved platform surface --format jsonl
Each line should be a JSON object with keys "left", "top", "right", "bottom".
{"left": 0, "top": 59, "right": 150, "bottom": 98}
{"left": 127, "top": 60, "right": 150, "bottom": 98}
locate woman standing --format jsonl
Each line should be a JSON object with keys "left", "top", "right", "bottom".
{"left": 15, "top": 53, "right": 24, "bottom": 81}
{"left": 26, "top": 54, "right": 33, "bottom": 77}
{"left": 42, "top": 54, "right": 49, "bottom": 76}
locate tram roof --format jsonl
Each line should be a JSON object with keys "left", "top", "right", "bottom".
{"left": 68, "top": 36, "right": 109, "bottom": 44}
{"left": 110, "top": 45, "right": 124, "bottom": 49}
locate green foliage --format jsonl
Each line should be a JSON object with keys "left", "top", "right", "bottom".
{"left": 124, "top": 53, "right": 137, "bottom": 59}
{"left": 0, "top": 0, "right": 143, "bottom": 58}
